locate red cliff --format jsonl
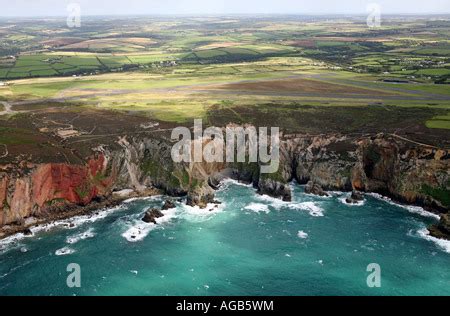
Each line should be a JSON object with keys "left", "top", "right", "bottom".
{"left": 0, "top": 155, "right": 114, "bottom": 226}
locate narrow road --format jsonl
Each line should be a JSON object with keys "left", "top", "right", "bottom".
{"left": 389, "top": 133, "right": 441, "bottom": 149}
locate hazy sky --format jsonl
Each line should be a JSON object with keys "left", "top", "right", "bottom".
{"left": 1, "top": 0, "right": 449, "bottom": 17}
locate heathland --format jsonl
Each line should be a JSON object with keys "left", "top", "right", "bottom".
{"left": 0, "top": 15, "right": 449, "bottom": 161}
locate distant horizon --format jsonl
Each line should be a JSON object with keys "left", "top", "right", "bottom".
{"left": 1, "top": 12, "right": 450, "bottom": 19}
{"left": 1, "top": 0, "right": 450, "bottom": 17}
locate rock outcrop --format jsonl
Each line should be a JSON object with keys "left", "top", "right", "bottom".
{"left": 304, "top": 181, "right": 329, "bottom": 197}
{"left": 429, "top": 214, "right": 450, "bottom": 240}
{"left": 0, "top": 155, "right": 113, "bottom": 227}
{"left": 1, "top": 132, "right": 449, "bottom": 239}
{"left": 346, "top": 191, "right": 364, "bottom": 204}
{"left": 162, "top": 199, "right": 175, "bottom": 210}
{"left": 257, "top": 177, "right": 292, "bottom": 201}
{"left": 142, "top": 208, "right": 164, "bottom": 224}
{"left": 186, "top": 184, "right": 215, "bottom": 208}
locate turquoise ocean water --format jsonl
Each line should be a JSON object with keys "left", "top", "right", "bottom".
{"left": 0, "top": 180, "right": 449, "bottom": 296}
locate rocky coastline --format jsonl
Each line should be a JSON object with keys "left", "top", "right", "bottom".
{"left": 0, "top": 132, "right": 449, "bottom": 240}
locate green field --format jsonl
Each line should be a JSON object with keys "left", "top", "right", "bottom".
{"left": 0, "top": 14, "right": 449, "bottom": 174}
{"left": 0, "top": 14, "right": 448, "bottom": 161}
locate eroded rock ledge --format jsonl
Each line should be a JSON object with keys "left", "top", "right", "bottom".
{"left": 0, "top": 133, "right": 448, "bottom": 239}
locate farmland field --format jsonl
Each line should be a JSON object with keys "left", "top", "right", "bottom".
{"left": 0, "top": 14, "right": 449, "bottom": 164}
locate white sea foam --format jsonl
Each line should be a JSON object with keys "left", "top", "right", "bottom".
{"left": 256, "top": 194, "right": 324, "bottom": 217}
{"left": 55, "top": 247, "right": 75, "bottom": 256}
{"left": 404, "top": 205, "right": 440, "bottom": 220}
{"left": 0, "top": 204, "right": 127, "bottom": 254}
{"left": 297, "top": 230, "right": 309, "bottom": 239}
{"left": 123, "top": 195, "right": 162, "bottom": 204}
{"left": 122, "top": 205, "right": 181, "bottom": 242}
{"left": 155, "top": 207, "right": 178, "bottom": 224}
{"left": 220, "top": 178, "right": 253, "bottom": 189}
{"left": 53, "top": 206, "right": 125, "bottom": 231}
{"left": 338, "top": 195, "right": 365, "bottom": 207}
{"left": 179, "top": 202, "right": 225, "bottom": 222}
{"left": 367, "top": 193, "right": 440, "bottom": 220}
{"left": 122, "top": 222, "right": 156, "bottom": 242}
{"left": 0, "top": 232, "right": 30, "bottom": 254}
{"left": 66, "top": 228, "right": 95, "bottom": 244}
{"left": 256, "top": 194, "right": 286, "bottom": 208}
{"left": 290, "top": 202, "right": 324, "bottom": 217}
{"left": 244, "top": 203, "right": 270, "bottom": 214}
{"left": 416, "top": 228, "right": 450, "bottom": 254}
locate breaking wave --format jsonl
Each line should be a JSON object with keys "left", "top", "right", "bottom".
{"left": 367, "top": 193, "right": 440, "bottom": 220}
{"left": 55, "top": 247, "right": 75, "bottom": 256}
{"left": 243, "top": 203, "right": 270, "bottom": 214}
{"left": 256, "top": 194, "right": 324, "bottom": 217}
{"left": 415, "top": 228, "right": 450, "bottom": 254}
{"left": 66, "top": 228, "right": 96, "bottom": 244}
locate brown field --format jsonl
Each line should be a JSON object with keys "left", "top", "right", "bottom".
{"left": 286, "top": 40, "right": 316, "bottom": 47}
{"left": 206, "top": 77, "right": 395, "bottom": 96}
{"left": 196, "top": 42, "right": 244, "bottom": 50}
{"left": 60, "top": 37, "right": 157, "bottom": 50}
{"left": 287, "top": 37, "right": 393, "bottom": 47}
{"left": 42, "top": 37, "right": 85, "bottom": 47}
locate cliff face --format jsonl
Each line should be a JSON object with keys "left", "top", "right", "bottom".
{"left": 285, "top": 134, "right": 449, "bottom": 212}
{"left": 0, "top": 155, "right": 113, "bottom": 226}
{"left": 0, "top": 133, "right": 448, "bottom": 238}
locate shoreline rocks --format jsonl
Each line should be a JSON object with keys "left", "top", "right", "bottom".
{"left": 1, "top": 132, "right": 449, "bottom": 241}
{"left": 0, "top": 189, "right": 159, "bottom": 240}
{"left": 304, "top": 181, "right": 329, "bottom": 197}
{"left": 258, "top": 178, "right": 292, "bottom": 201}
{"left": 429, "top": 214, "right": 450, "bottom": 241}
{"left": 345, "top": 191, "right": 365, "bottom": 204}
{"left": 186, "top": 185, "right": 215, "bottom": 208}
{"left": 142, "top": 208, "right": 164, "bottom": 224}
{"left": 162, "top": 199, "right": 175, "bottom": 210}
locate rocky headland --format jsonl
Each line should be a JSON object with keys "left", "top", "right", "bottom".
{"left": 0, "top": 132, "right": 448, "bottom": 240}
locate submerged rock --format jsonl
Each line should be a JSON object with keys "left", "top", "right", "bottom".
{"left": 142, "top": 208, "right": 164, "bottom": 224}
{"left": 304, "top": 181, "right": 329, "bottom": 197}
{"left": 429, "top": 213, "right": 450, "bottom": 240}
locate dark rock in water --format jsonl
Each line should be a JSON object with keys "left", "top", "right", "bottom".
{"left": 258, "top": 178, "right": 292, "bottom": 201}
{"left": 212, "top": 200, "right": 222, "bottom": 205}
{"left": 142, "top": 208, "right": 164, "bottom": 224}
{"left": 346, "top": 191, "right": 365, "bottom": 204}
{"left": 351, "top": 191, "right": 364, "bottom": 201}
{"left": 209, "top": 169, "right": 236, "bottom": 190}
{"left": 304, "top": 181, "right": 329, "bottom": 197}
{"left": 162, "top": 200, "right": 175, "bottom": 210}
{"left": 69, "top": 223, "right": 75, "bottom": 228}
{"left": 429, "top": 213, "right": 450, "bottom": 240}
{"left": 23, "top": 228, "right": 33, "bottom": 236}
{"left": 186, "top": 185, "right": 215, "bottom": 208}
